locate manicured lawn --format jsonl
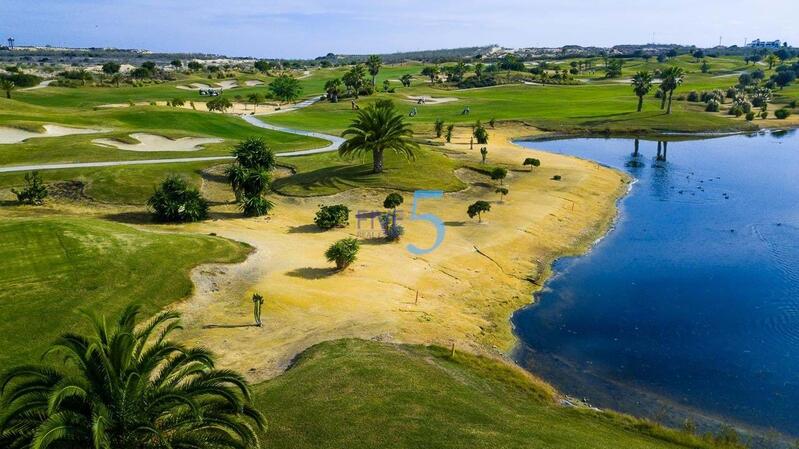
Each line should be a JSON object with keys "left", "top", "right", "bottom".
{"left": 274, "top": 145, "right": 465, "bottom": 196}
{"left": 255, "top": 339, "right": 724, "bottom": 449}
{"left": 0, "top": 217, "right": 251, "bottom": 367}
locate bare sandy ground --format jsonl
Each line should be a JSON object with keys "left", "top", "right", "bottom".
{"left": 169, "top": 125, "right": 629, "bottom": 382}
{"left": 176, "top": 83, "right": 213, "bottom": 91}
{"left": 92, "top": 133, "right": 223, "bottom": 152}
{"left": 20, "top": 80, "right": 55, "bottom": 91}
{"left": 96, "top": 100, "right": 294, "bottom": 115}
{"left": 0, "top": 124, "right": 103, "bottom": 144}
{"left": 245, "top": 80, "right": 264, "bottom": 86}
{"left": 176, "top": 80, "right": 240, "bottom": 91}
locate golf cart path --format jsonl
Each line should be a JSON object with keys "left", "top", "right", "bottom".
{"left": 0, "top": 99, "right": 342, "bottom": 174}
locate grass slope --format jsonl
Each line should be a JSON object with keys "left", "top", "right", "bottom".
{"left": 255, "top": 339, "right": 722, "bottom": 449}
{"left": 0, "top": 217, "right": 250, "bottom": 367}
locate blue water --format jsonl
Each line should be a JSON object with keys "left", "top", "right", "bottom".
{"left": 513, "top": 131, "right": 799, "bottom": 435}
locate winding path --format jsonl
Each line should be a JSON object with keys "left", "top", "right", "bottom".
{"left": 0, "top": 101, "right": 342, "bottom": 174}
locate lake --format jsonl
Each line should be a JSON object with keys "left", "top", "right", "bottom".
{"left": 513, "top": 131, "right": 799, "bottom": 436}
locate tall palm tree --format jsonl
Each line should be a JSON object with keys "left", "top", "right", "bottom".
{"left": 0, "top": 305, "right": 265, "bottom": 449}
{"left": 339, "top": 100, "right": 418, "bottom": 174}
{"left": 660, "top": 66, "right": 685, "bottom": 114}
{"left": 630, "top": 71, "right": 653, "bottom": 112}
{"left": 1, "top": 80, "right": 15, "bottom": 99}
{"left": 366, "top": 55, "right": 382, "bottom": 87}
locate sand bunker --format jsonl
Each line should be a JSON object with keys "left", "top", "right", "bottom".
{"left": 215, "top": 80, "right": 238, "bottom": 89}
{"left": 176, "top": 83, "right": 214, "bottom": 91}
{"left": 0, "top": 124, "right": 103, "bottom": 144}
{"left": 406, "top": 95, "right": 459, "bottom": 105}
{"left": 92, "top": 133, "right": 223, "bottom": 152}
{"left": 245, "top": 80, "right": 264, "bottom": 86}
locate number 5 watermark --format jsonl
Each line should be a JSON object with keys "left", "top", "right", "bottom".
{"left": 406, "top": 190, "right": 445, "bottom": 255}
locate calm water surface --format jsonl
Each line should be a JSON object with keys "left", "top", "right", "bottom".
{"left": 513, "top": 131, "right": 799, "bottom": 435}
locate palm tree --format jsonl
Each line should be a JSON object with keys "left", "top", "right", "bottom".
{"left": 324, "top": 78, "right": 343, "bottom": 102}
{"left": 630, "top": 71, "right": 653, "bottom": 112}
{"left": 0, "top": 305, "right": 265, "bottom": 449}
{"left": 366, "top": 55, "right": 382, "bottom": 87}
{"left": 660, "top": 66, "right": 685, "bottom": 114}
{"left": 1, "top": 80, "right": 15, "bottom": 99}
{"left": 765, "top": 54, "right": 778, "bottom": 70}
{"left": 339, "top": 100, "right": 418, "bottom": 174}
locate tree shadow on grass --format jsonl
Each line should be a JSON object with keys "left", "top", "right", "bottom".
{"left": 286, "top": 266, "right": 338, "bottom": 279}
{"left": 103, "top": 210, "right": 153, "bottom": 224}
{"left": 272, "top": 163, "right": 375, "bottom": 194}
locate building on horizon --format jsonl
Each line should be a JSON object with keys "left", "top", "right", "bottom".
{"left": 747, "top": 39, "right": 781, "bottom": 49}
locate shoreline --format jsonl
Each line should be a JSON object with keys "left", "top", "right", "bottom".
{"left": 164, "top": 124, "right": 632, "bottom": 383}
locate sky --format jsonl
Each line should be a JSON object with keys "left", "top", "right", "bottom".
{"left": 2, "top": 0, "right": 797, "bottom": 59}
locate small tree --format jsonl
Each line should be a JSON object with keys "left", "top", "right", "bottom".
{"left": 445, "top": 124, "right": 454, "bottom": 143}
{"left": 252, "top": 293, "right": 264, "bottom": 326}
{"left": 171, "top": 97, "right": 185, "bottom": 107}
{"left": 101, "top": 61, "right": 121, "bottom": 75}
{"left": 434, "top": 119, "right": 445, "bottom": 138}
{"left": 11, "top": 171, "right": 48, "bottom": 205}
{"left": 473, "top": 121, "right": 489, "bottom": 144}
{"left": 382, "top": 79, "right": 390, "bottom": 92}
{"left": 378, "top": 214, "right": 405, "bottom": 241}
{"left": 480, "top": 147, "right": 488, "bottom": 164}
{"left": 383, "top": 192, "right": 404, "bottom": 213}
{"left": 147, "top": 175, "right": 209, "bottom": 223}
{"left": 325, "top": 238, "right": 360, "bottom": 270}
{"left": 490, "top": 167, "right": 508, "bottom": 185}
{"left": 400, "top": 74, "right": 413, "bottom": 87}
{"left": 171, "top": 59, "right": 183, "bottom": 69}
{"left": 467, "top": 201, "right": 491, "bottom": 222}
{"left": 207, "top": 96, "right": 232, "bottom": 112}
{"left": 496, "top": 187, "right": 508, "bottom": 202}
{"left": 1, "top": 79, "right": 15, "bottom": 99}
{"left": 315, "top": 204, "right": 350, "bottom": 230}
{"left": 247, "top": 92, "right": 265, "bottom": 112}
{"left": 523, "top": 157, "right": 541, "bottom": 171}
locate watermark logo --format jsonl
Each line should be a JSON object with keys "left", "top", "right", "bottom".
{"left": 356, "top": 190, "right": 445, "bottom": 255}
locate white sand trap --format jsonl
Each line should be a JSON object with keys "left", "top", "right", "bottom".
{"left": 406, "top": 95, "right": 458, "bottom": 105}
{"left": 0, "top": 124, "right": 103, "bottom": 144}
{"left": 93, "top": 133, "right": 223, "bottom": 152}
{"left": 215, "top": 80, "right": 238, "bottom": 89}
{"left": 245, "top": 80, "right": 264, "bottom": 86}
{"left": 176, "top": 83, "right": 214, "bottom": 91}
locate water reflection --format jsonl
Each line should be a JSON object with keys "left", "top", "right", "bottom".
{"left": 513, "top": 133, "right": 799, "bottom": 437}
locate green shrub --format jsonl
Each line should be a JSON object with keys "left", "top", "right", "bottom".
{"left": 315, "top": 204, "right": 350, "bottom": 230}
{"left": 745, "top": 111, "right": 755, "bottom": 121}
{"left": 325, "top": 238, "right": 360, "bottom": 269}
{"left": 241, "top": 194, "right": 274, "bottom": 217}
{"left": 686, "top": 91, "right": 699, "bottom": 102}
{"left": 552, "top": 175, "right": 562, "bottom": 181}
{"left": 523, "top": 157, "right": 541, "bottom": 170}
{"left": 775, "top": 108, "right": 792, "bottom": 119}
{"left": 11, "top": 171, "right": 48, "bottom": 205}
{"left": 705, "top": 99, "right": 720, "bottom": 112}
{"left": 490, "top": 167, "right": 508, "bottom": 184}
{"left": 147, "top": 175, "right": 209, "bottom": 223}
{"left": 383, "top": 193, "right": 404, "bottom": 211}
{"left": 760, "top": 111, "right": 768, "bottom": 119}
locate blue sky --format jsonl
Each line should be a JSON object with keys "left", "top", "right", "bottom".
{"left": 2, "top": 0, "right": 797, "bottom": 58}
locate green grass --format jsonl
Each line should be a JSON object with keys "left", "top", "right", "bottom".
{"left": 0, "top": 217, "right": 251, "bottom": 367}
{"left": 274, "top": 145, "right": 465, "bottom": 196}
{"left": 0, "top": 160, "right": 225, "bottom": 204}
{"left": 255, "top": 339, "right": 724, "bottom": 449}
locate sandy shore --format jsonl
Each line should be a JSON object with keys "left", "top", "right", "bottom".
{"left": 170, "top": 125, "right": 630, "bottom": 382}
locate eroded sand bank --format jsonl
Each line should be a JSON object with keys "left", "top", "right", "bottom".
{"left": 172, "top": 125, "right": 629, "bottom": 382}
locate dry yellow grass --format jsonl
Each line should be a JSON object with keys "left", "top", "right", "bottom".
{"left": 172, "top": 125, "right": 630, "bottom": 382}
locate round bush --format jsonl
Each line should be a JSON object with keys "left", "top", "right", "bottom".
{"left": 314, "top": 204, "right": 350, "bottom": 230}
{"left": 745, "top": 112, "right": 755, "bottom": 121}
{"left": 774, "top": 108, "right": 792, "bottom": 120}
{"left": 705, "top": 99, "right": 720, "bottom": 112}
{"left": 687, "top": 91, "right": 700, "bottom": 102}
